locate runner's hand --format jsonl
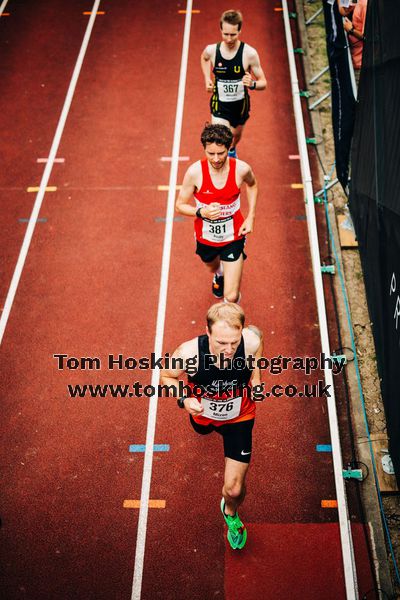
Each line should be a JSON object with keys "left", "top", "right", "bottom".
{"left": 343, "top": 17, "right": 353, "bottom": 32}
{"left": 239, "top": 216, "right": 254, "bottom": 235}
{"left": 242, "top": 71, "right": 254, "bottom": 88}
{"left": 202, "top": 203, "right": 221, "bottom": 220}
{"left": 184, "top": 397, "right": 204, "bottom": 415}
{"left": 205, "top": 78, "right": 214, "bottom": 92}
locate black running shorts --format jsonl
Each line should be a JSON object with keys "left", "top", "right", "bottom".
{"left": 189, "top": 415, "right": 254, "bottom": 463}
{"left": 211, "top": 96, "right": 250, "bottom": 128}
{"left": 196, "top": 237, "right": 247, "bottom": 264}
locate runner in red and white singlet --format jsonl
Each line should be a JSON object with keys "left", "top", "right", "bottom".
{"left": 176, "top": 123, "right": 258, "bottom": 303}
{"left": 194, "top": 157, "right": 244, "bottom": 246}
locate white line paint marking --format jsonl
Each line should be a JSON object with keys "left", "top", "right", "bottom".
{"left": 282, "top": 1, "right": 358, "bottom": 597}
{"left": 130, "top": 2, "right": 193, "bottom": 599}
{"left": 0, "top": 0, "right": 10, "bottom": 16}
{"left": 0, "top": 0, "right": 102, "bottom": 346}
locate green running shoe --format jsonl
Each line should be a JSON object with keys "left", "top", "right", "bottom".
{"left": 220, "top": 498, "right": 247, "bottom": 549}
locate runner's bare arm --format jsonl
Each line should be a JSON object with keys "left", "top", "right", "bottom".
{"left": 242, "top": 47, "right": 267, "bottom": 90}
{"left": 175, "top": 164, "right": 199, "bottom": 217}
{"left": 160, "top": 341, "right": 194, "bottom": 393}
{"left": 238, "top": 161, "right": 258, "bottom": 236}
{"left": 160, "top": 340, "right": 204, "bottom": 415}
{"left": 200, "top": 44, "right": 215, "bottom": 92}
{"left": 244, "top": 326, "right": 264, "bottom": 388}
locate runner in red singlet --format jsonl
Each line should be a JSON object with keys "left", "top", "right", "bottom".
{"left": 176, "top": 124, "right": 258, "bottom": 303}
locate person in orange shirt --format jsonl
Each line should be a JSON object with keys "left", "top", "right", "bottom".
{"left": 338, "top": 0, "right": 368, "bottom": 86}
{"left": 161, "top": 302, "right": 263, "bottom": 549}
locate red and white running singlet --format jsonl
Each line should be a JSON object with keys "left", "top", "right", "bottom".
{"left": 194, "top": 158, "right": 244, "bottom": 247}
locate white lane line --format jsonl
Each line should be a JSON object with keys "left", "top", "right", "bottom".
{"left": 0, "top": 0, "right": 102, "bottom": 346}
{"left": 281, "top": 1, "right": 358, "bottom": 598}
{"left": 130, "top": 1, "right": 193, "bottom": 599}
{"left": 0, "top": 0, "right": 9, "bottom": 16}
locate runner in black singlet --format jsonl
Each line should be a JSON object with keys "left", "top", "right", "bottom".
{"left": 201, "top": 9, "right": 267, "bottom": 156}
{"left": 210, "top": 41, "right": 250, "bottom": 129}
{"left": 161, "top": 303, "right": 264, "bottom": 550}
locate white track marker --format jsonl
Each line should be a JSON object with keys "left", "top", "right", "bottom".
{"left": 160, "top": 156, "right": 190, "bottom": 162}
{"left": 157, "top": 185, "right": 182, "bottom": 191}
{"left": 130, "top": 2, "right": 193, "bottom": 599}
{"left": 0, "top": 0, "right": 102, "bottom": 346}
{"left": 0, "top": 0, "right": 9, "bottom": 16}
{"left": 37, "top": 158, "right": 65, "bottom": 164}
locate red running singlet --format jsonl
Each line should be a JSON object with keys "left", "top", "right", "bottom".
{"left": 194, "top": 158, "right": 244, "bottom": 247}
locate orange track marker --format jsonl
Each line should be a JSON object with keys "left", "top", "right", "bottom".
{"left": 291, "top": 183, "right": 304, "bottom": 189}
{"left": 178, "top": 10, "right": 201, "bottom": 14}
{"left": 321, "top": 500, "right": 338, "bottom": 508}
{"left": 27, "top": 186, "right": 57, "bottom": 193}
{"left": 83, "top": 11, "right": 106, "bottom": 15}
{"left": 123, "top": 500, "right": 166, "bottom": 509}
{"left": 0, "top": 13, "right": 11, "bottom": 17}
{"left": 274, "top": 7, "right": 284, "bottom": 11}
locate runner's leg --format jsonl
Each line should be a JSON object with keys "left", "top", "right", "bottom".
{"left": 211, "top": 115, "right": 237, "bottom": 154}
{"left": 204, "top": 256, "right": 220, "bottom": 274}
{"left": 211, "top": 115, "right": 244, "bottom": 151}
{"left": 211, "top": 115, "right": 230, "bottom": 127}
{"left": 222, "top": 457, "right": 249, "bottom": 516}
{"left": 231, "top": 124, "right": 244, "bottom": 149}
{"left": 221, "top": 255, "right": 243, "bottom": 303}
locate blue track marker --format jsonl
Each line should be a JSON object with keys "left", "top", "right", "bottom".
{"left": 129, "top": 444, "right": 170, "bottom": 453}
{"left": 19, "top": 218, "right": 47, "bottom": 223}
{"left": 316, "top": 444, "right": 332, "bottom": 452}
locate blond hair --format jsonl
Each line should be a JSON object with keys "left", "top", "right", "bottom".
{"left": 206, "top": 302, "right": 245, "bottom": 332}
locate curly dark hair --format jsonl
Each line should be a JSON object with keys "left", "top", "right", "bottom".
{"left": 200, "top": 123, "right": 233, "bottom": 150}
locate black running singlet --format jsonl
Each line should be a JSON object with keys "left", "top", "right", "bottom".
{"left": 212, "top": 42, "right": 248, "bottom": 105}
{"left": 187, "top": 334, "right": 255, "bottom": 426}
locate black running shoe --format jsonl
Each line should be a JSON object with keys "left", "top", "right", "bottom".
{"left": 212, "top": 274, "right": 224, "bottom": 298}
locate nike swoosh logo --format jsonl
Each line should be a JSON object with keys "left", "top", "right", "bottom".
{"left": 241, "top": 450, "right": 251, "bottom": 455}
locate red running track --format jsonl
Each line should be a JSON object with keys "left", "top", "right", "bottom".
{"left": 0, "top": 1, "right": 375, "bottom": 599}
